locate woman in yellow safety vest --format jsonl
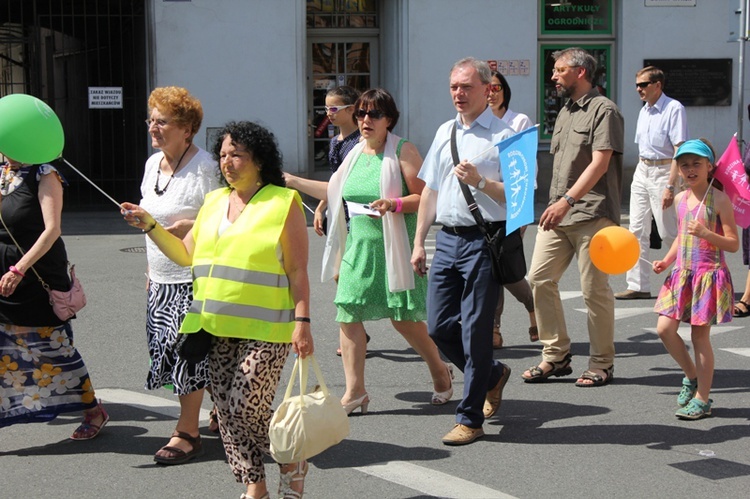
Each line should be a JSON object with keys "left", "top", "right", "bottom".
{"left": 122, "top": 121, "right": 313, "bottom": 499}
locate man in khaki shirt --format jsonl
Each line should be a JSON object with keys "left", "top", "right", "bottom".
{"left": 522, "top": 47, "right": 624, "bottom": 388}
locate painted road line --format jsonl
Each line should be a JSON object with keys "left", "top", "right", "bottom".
{"left": 642, "top": 326, "right": 743, "bottom": 342}
{"left": 560, "top": 291, "right": 583, "bottom": 301}
{"left": 96, "top": 388, "right": 212, "bottom": 421}
{"left": 354, "top": 461, "right": 516, "bottom": 499}
{"left": 720, "top": 348, "right": 750, "bottom": 357}
{"left": 575, "top": 306, "right": 655, "bottom": 320}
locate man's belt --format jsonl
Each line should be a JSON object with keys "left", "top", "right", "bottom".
{"left": 640, "top": 157, "right": 672, "bottom": 166}
{"left": 442, "top": 221, "right": 504, "bottom": 235}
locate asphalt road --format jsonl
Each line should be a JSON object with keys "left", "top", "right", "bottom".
{"left": 2, "top": 212, "right": 749, "bottom": 499}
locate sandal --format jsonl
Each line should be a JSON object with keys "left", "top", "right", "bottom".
{"left": 154, "top": 431, "right": 204, "bottom": 465}
{"left": 521, "top": 353, "right": 572, "bottom": 383}
{"left": 677, "top": 377, "right": 698, "bottom": 407}
{"left": 733, "top": 300, "right": 750, "bottom": 318}
{"left": 528, "top": 326, "right": 539, "bottom": 342}
{"left": 278, "top": 460, "right": 308, "bottom": 499}
{"left": 336, "top": 333, "right": 371, "bottom": 356}
{"left": 675, "top": 398, "right": 712, "bottom": 420}
{"left": 208, "top": 406, "right": 220, "bottom": 434}
{"left": 575, "top": 366, "right": 614, "bottom": 387}
{"left": 71, "top": 400, "right": 109, "bottom": 440}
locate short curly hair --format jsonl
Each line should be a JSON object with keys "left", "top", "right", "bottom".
{"left": 211, "top": 121, "right": 285, "bottom": 188}
{"left": 147, "top": 87, "right": 203, "bottom": 139}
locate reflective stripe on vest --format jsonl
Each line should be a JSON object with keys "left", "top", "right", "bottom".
{"left": 192, "top": 264, "right": 290, "bottom": 288}
{"left": 188, "top": 299, "right": 295, "bottom": 323}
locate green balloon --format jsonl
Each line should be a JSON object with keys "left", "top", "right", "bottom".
{"left": 0, "top": 93, "right": 65, "bottom": 164}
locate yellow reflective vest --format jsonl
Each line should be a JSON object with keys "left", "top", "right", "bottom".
{"left": 180, "top": 185, "right": 302, "bottom": 343}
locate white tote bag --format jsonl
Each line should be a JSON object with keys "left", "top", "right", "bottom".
{"left": 269, "top": 354, "right": 349, "bottom": 464}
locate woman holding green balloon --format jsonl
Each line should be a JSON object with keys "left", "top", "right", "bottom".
{"left": 0, "top": 156, "right": 108, "bottom": 438}
{"left": 0, "top": 94, "right": 107, "bottom": 438}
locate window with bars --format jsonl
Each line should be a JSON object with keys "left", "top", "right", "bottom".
{"left": 306, "top": 0, "right": 378, "bottom": 29}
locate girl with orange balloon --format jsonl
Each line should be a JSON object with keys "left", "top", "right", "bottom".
{"left": 652, "top": 139, "right": 738, "bottom": 420}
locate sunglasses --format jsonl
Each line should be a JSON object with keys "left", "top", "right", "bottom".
{"left": 325, "top": 104, "right": 353, "bottom": 114}
{"left": 490, "top": 83, "right": 503, "bottom": 93}
{"left": 356, "top": 109, "right": 385, "bottom": 120}
{"left": 635, "top": 81, "right": 654, "bottom": 89}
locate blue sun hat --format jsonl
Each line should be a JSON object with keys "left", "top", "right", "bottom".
{"left": 674, "top": 139, "right": 715, "bottom": 163}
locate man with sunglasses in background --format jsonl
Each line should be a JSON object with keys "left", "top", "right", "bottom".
{"left": 614, "top": 66, "right": 687, "bottom": 300}
{"left": 412, "top": 57, "right": 514, "bottom": 445}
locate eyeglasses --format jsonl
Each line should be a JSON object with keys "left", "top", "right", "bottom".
{"left": 552, "top": 65, "right": 579, "bottom": 75}
{"left": 635, "top": 81, "right": 654, "bottom": 89}
{"left": 325, "top": 104, "right": 353, "bottom": 114}
{"left": 489, "top": 83, "right": 503, "bottom": 93}
{"left": 356, "top": 109, "right": 385, "bottom": 120}
{"left": 145, "top": 118, "right": 170, "bottom": 129}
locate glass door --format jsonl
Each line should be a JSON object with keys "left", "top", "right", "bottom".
{"left": 307, "top": 37, "right": 378, "bottom": 174}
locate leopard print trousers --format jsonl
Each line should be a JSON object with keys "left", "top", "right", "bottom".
{"left": 208, "top": 337, "right": 291, "bottom": 484}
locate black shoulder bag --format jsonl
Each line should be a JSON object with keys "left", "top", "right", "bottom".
{"left": 450, "top": 123, "right": 527, "bottom": 284}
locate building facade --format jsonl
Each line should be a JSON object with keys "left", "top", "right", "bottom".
{"left": 0, "top": 0, "right": 745, "bottom": 208}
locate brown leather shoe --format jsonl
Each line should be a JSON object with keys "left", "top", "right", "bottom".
{"left": 484, "top": 364, "right": 511, "bottom": 418}
{"left": 441, "top": 424, "right": 484, "bottom": 446}
{"left": 492, "top": 327, "right": 503, "bottom": 349}
{"left": 614, "top": 290, "right": 651, "bottom": 300}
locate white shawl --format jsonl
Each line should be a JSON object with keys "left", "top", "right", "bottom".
{"left": 321, "top": 132, "right": 415, "bottom": 292}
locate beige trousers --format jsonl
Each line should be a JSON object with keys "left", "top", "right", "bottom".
{"left": 528, "top": 217, "right": 616, "bottom": 369}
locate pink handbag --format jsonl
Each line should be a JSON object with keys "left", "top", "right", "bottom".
{"left": 45, "top": 264, "right": 87, "bottom": 321}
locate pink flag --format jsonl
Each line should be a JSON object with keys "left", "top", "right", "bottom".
{"left": 714, "top": 135, "right": 750, "bottom": 228}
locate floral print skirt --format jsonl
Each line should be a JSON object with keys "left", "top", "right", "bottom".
{"left": 0, "top": 321, "right": 97, "bottom": 428}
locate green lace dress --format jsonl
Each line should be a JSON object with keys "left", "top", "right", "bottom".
{"left": 334, "top": 140, "right": 427, "bottom": 323}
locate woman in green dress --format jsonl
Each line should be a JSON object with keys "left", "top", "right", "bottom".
{"left": 286, "top": 88, "right": 452, "bottom": 414}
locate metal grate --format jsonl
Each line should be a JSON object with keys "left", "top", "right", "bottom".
{"left": 0, "top": 0, "right": 148, "bottom": 209}
{"left": 119, "top": 246, "right": 146, "bottom": 253}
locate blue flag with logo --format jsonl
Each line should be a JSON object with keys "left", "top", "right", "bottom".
{"left": 497, "top": 126, "right": 538, "bottom": 234}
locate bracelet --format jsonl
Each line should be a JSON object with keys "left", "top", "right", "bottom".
{"left": 294, "top": 317, "right": 311, "bottom": 323}
{"left": 142, "top": 222, "right": 157, "bottom": 234}
{"left": 394, "top": 197, "right": 403, "bottom": 213}
{"left": 9, "top": 265, "right": 25, "bottom": 278}
{"left": 386, "top": 199, "right": 394, "bottom": 212}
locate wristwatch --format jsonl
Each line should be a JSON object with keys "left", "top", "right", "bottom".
{"left": 477, "top": 175, "right": 487, "bottom": 190}
{"left": 666, "top": 184, "right": 675, "bottom": 192}
{"left": 563, "top": 194, "right": 576, "bottom": 207}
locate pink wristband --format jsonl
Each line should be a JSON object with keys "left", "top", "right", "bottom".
{"left": 9, "top": 265, "right": 25, "bottom": 278}
{"left": 394, "top": 197, "right": 403, "bottom": 213}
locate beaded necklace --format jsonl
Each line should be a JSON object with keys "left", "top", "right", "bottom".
{"left": 154, "top": 144, "right": 191, "bottom": 196}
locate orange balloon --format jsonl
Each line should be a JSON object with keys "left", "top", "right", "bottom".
{"left": 589, "top": 226, "right": 640, "bottom": 275}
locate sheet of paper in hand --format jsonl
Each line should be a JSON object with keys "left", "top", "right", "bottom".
{"left": 346, "top": 201, "right": 382, "bottom": 217}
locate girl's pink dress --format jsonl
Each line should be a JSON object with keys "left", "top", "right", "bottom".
{"left": 654, "top": 187, "right": 733, "bottom": 325}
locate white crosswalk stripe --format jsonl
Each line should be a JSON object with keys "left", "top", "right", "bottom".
{"left": 354, "top": 461, "right": 516, "bottom": 499}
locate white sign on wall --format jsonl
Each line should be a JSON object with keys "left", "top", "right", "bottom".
{"left": 88, "top": 87, "right": 123, "bottom": 109}
{"left": 494, "top": 60, "right": 531, "bottom": 76}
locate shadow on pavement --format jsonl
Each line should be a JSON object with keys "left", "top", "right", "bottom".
{"left": 310, "top": 438, "right": 451, "bottom": 469}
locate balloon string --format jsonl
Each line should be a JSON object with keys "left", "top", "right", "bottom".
{"left": 64, "top": 156, "right": 318, "bottom": 218}
{"left": 61, "top": 158, "right": 122, "bottom": 210}
{"left": 301, "top": 201, "right": 315, "bottom": 215}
